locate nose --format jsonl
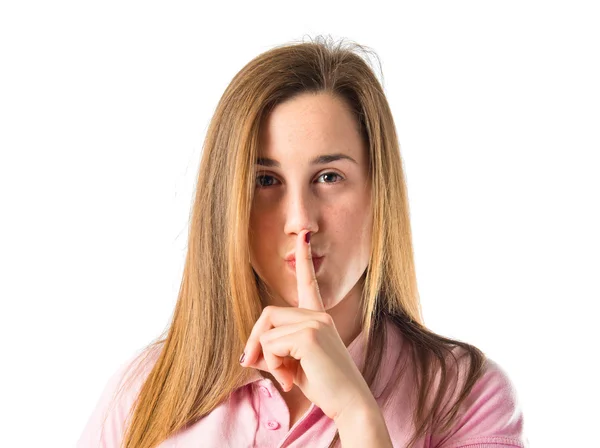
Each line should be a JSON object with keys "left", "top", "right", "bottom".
{"left": 283, "top": 185, "right": 319, "bottom": 237}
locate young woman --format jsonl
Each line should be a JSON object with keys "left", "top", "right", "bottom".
{"left": 78, "top": 36, "right": 528, "bottom": 448}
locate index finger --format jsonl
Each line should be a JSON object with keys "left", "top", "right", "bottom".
{"left": 296, "top": 230, "right": 325, "bottom": 311}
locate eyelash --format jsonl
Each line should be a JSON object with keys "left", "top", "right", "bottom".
{"left": 255, "top": 172, "right": 344, "bottom": 188}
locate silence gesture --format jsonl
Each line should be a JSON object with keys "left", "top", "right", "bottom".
{"left": 240, "top": 230, "right": 375, "bottom": 422}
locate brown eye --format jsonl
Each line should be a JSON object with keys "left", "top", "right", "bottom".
{"left": 255, "top": 174, "right": 279, "bottom": 188}
{"left": 255, "top": 172, "right": 343, "bottom": 189}
{"left": 317, "top": 172, "right": 343, "bottom": 184}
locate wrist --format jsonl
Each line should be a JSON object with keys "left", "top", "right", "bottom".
{"left": 334, "top": 396, "right": 380, "bottom": 427}
{"left": 334, "top": 398, "right": 392, "bottom": 448}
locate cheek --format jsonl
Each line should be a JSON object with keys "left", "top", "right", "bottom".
{"left": 249, "top": 212, "right": 279, "bottom": 264}
{"left": 336, "top": 203, "right": 373, "bottom": 260}
{"left": 250, "top": 214, "right": 281, "bottom": 242}
{"left": 250, "top": 202, "right": 278, "bottom": 231}
{"left": 337, "top": 201, "right": 371, "bottom": 232}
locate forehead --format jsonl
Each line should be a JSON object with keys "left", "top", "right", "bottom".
{"left": 258, "top": 92, "right": 366, "bottom": 162}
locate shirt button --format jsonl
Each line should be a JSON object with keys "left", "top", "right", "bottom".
{"left": 265, "top": 420, "right": 280, "bottom": 430}
{"left": 259, "top": 386, "right": 271, "bottom": 397}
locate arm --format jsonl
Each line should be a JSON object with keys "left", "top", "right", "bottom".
{"left": 334, "top": 398, "right": 393, "bottom": 448}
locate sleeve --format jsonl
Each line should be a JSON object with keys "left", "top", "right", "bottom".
{"left": 76, "top": 353, "right": 152, "bottom": 448}
{"left": 430, "top": 357, "right": 529, "bottom": 448}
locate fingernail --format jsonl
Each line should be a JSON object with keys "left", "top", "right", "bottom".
{"left": 239, "top": 352, "right": 245, "bottom": 364}
{"left": 305, "top": 232, "right": 311, "bottom": 244}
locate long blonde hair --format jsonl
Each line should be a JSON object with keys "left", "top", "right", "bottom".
{"left": 116, "top": 35, "right": 486, "bottom": 448}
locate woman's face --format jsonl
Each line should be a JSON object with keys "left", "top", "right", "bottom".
{"left": 249, "top": 92, "right": 373, "bottom": 310}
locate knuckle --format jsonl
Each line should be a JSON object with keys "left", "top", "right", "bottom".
{"left": 261, "top": 305, "right": 270, "bottom": 316}
{"left": 307, "top": 320, "right": 322, "bottom": 331}
{"left": 263, "top": 305, "right": 275, "bottom": 317}
{"left": 320, "top": 312, "right": 334, "bottom": 326}
{"left": 309, "top": 320, "right": 323, "bottom": 330}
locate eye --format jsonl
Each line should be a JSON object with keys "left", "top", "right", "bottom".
{"left": 255, "top": 174, "right": 280, "bottom": 188}
{"left": 316, "top": 172, "right": 343, "bottom": 184}
{"left": 255, "top": 171, "right": 344, "bottom": 189}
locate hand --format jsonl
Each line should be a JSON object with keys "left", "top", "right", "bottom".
{"left": 240, "top": 229, "right": 375, "bottom": 421}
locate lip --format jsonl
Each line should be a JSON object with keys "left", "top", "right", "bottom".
{"left": 285, "top": 256, "right": 324, "bottom": 274}
{"left": 284, "top": 250, "right": 323, "bottom": 261}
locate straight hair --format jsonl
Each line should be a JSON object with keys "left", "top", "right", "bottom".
{"left": 114, "top": 35, "right": 486, "bottom": 448}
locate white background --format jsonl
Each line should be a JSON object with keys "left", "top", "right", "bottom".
{"left": 1, "top": 1, "right": 598, "bottom": 447}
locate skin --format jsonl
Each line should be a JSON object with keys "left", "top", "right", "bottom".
{"left": 245, "top": 92, "right": 377, "bottom": 423}
{"left": 249, "top": 91, "right": 373, "bottom": 348}
{"left": 241, "top": 229, "right": 393, "bottom": 447}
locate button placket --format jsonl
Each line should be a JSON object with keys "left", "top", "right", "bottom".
{"left": 253, "top": 379, "right": 286, "bottom": 447}
{"left": 259, "top": 383, "right": 280, "bottom": 430}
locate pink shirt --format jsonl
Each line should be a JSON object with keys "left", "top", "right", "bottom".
{"left": 77, "top": 318, "right": 529, "bottom": 447}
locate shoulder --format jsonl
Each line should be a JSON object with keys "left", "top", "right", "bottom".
{"left": 76, "top": 344, "right": 162, "bottom": 448}
{"left": 430, "top": 353, "right": 529, "bottom": 448}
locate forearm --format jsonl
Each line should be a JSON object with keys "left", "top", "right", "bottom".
{"left": 334, "top": 400, "right": 393, "bottom": 448}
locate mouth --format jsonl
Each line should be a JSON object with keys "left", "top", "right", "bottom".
{"left": 285, "top": 256, "right": 324, "bottom": 274}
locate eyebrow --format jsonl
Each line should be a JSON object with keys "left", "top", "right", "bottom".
{"left": 256, "top": 153, "right": 358, "bottom": 167}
